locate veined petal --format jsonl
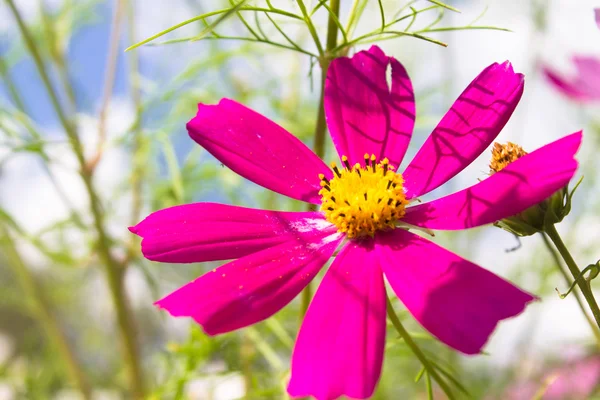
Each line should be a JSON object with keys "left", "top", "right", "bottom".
{"left": 288, "top": 240, "right": 386, "bottom": 400}
{"left": 402, "top": 132, "right": 582, "bottom": 230}
{"left": 130, "top": 203, "right": 335, "bottom": 263}
{"left": 403, "top": 61, "right": 524, "bottom": 198}
{"left": 377, "top": 229, "right": 535, "bottom": 354}
{"left": 187, "top": 99, "right": 330, "bottom": 204}
{"left": 156, "top": 229, "right": 343, "bottom": 335}
{"left": 325, "top": 45, "right": 415, "bottom": 168}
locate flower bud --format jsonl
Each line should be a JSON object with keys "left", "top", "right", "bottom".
{"left": 489, "top": 142, "right": 581, "bottom": 236}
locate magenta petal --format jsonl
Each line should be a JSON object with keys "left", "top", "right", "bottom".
{"left": 187, "top": 99, "right": 330, "bottom": 204}
{"left": 377, "top": 229, "right": 535, "bottom": 354}
{"left": 544, "top": 57, "right": 600, "bottom": 102}
{"left": 130, "top": 203, "right": 335, "bottom": 263}
{"left": 543, "top": 66, "right": 593, "bottom": 101}
{"left": 325, "top": 45, "right": 415, "bottom": 167}
{"left": 402, "top": 131, "right": 582, "bottom": 230}
{"left": 288, "top": 241, "right": 386, "bottom": 400}
{"left": 402, "top": 61, "right": 524, "bottom": 198}
{"left": 156, "top": 230, "right": 343, "bottom": 335}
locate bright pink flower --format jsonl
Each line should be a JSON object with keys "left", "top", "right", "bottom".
{"left": 543, "top": 9, "right": 600, "bottom": 102}
{"left": 131, "top": 46, "right": 582, "bottom": 400}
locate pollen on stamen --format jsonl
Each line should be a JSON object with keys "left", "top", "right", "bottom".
{"left": 489, "top": 142, "right": 528, "bottom": 173}
{"left": 319, "top": 154, "right": 408, "bottom": 239}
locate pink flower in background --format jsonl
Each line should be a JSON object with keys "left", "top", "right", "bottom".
{"left": 131, "top": 46, "right": 582, "bottom": 399}
{"left": 543, "top": 9, "right": 600, "bottom": 102}
{"left": 502, "top": 356, "right": 600, "bottom": 400}
{"left": 544, "top": 56, "right": 600, "bottom": 102}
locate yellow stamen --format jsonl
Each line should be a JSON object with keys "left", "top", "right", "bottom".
{"left": 489, "top": 142, "right": 528, "bottom": 173}
{"left": 319, "top": 154, "right": 408, "bottom": 239}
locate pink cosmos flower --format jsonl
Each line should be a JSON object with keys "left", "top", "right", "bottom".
{"left": 501, "top": 356, "right": 600, "bottom": 400}
{"left": 544, "top": 56, "right": 600, "bottom": 102}
{"left": 131, "top": 46, "right": 582, "bottom": 400}
{"left": 543, "top": 9, "right": 600, "bottom": 102}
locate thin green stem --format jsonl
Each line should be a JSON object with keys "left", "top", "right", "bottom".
{"left": 92, "top": 0, "right": 125, "bottom": 164}
{"left": 295, "top": 0, "right": 325, "bottom": 57}
{"left": 240, "top": 331, "right": 255, "bottom": 396}
{"left": 151, "top": 35, "right": 318, "bottom": 58}
{"left": 386, "top": 295, "right": 456, "bottom": 399}
{"left": 540, "top": 233, "right": 600, "bottom": 347}
{"left": 39, "top": 1, "right": 78, "bottom": 115}
{"left": 1, "top": 225, "right": 92, "bottom": 398}
{"left": 545, "top": 224, "right": 600, "bottom": 330}
{"left": 5, "top": 1, "right": 146, "bottom": 397}
{"left": 0, "top": 57, "right": 27, "bottom": 112}
{"left": 126, "top": 6, "right": 302, "bottom": 51}
{"left": 344, "top": 0, "right": 360, "bottom": 33}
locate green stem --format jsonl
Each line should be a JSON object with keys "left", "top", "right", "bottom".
{"left": 94, "top": 0, "right": 125, "bottom": 160}
{"left": 540, "top": 233, "right": 600, "bottom": 347}
{"left": 295, "top": 0, "right": 325, "bottom": 57}
{"left": 299, "top": 0, "right": 340, "bottom": 319}
{"left": 0, "top": 57, "right": 26, "bottom": 112}
{"left": 386, "top": 295, "right": 456, "bottom": 400}
{"left": 39, "top": 1, "right": 78, "bottom": 115}
{"left": 240, "top": 331, "right": 254, "bottom": 396}
{"left": 5, "top": 1, "right": 146, "bottom": 397}
{"left": 545, "top": 224, "right": 600, "bottom": 330}
{"left": 1, "top": 226, "right": 92, "bottom": 398}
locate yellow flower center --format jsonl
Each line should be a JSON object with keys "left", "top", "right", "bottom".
{"left": 319, "top": 154, "right": 408, "bottom": 239}
{"left": 489, "top": 142, "right": 528, "bottom": 173}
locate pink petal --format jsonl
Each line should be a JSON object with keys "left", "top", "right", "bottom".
{"left": 595, "top": 8, "right": 600, "bottom": 29}
{"left": 402, "top": 61, "right": 524, "bottom": 198}
{"left": 325, "top": 45, "right": 415, "bottom": 168}
{"left": 402, "top": 131, "right": 582, "bottom": 230}
{"left": 543, "top": 57, "right": 600, "bottom": 102}
{"left": 288, "top": 241, "right": 386, "bottom": 400}
{"left": 543, "top": 66, "right": 593, "bottom": 101}
{"left": 377, "top": 229, "right": 535, "bottom": 354}
{"left": 187, "top": 99, "right": 330, "bottom": 204}
{"left": 130, "top": 203, "right": 335, "bottom": 263}
{"left": 156, "top": 229, "right": 343, "bottom": 335}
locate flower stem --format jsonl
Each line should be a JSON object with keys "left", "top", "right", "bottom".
{"left": 540, "top": 233, "right": 600, "bottom": 347}
{"left": 300, "top": 0, "right": 341, "bottom": 319}
{"left": 1, "top": 226, "right": 92, "bottom": 399}
{"left": 385, "top": 295, "right": 456, "bottom": 400}
{"left": 5, "top": 1, "right": 146, "bottom": 397}
{"left": 545, "top": 224, "right": 600, "bottom": 330}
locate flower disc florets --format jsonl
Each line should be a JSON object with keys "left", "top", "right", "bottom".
{"left": 489, "top": 142, "right": 528, "bottom": 173}
{"left": 319, "top": 154, "right": 408, "bottom": 239}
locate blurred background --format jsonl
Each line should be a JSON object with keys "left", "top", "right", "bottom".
{"left": 1, "top": 0, "right": 600, "bottom": 399}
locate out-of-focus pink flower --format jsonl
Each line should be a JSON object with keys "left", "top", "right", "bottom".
{"left": 544, "top": 56, "right": 600, "bottom": 102}
{"left": 543, "top": 9, "right": 600, "bottom": 102}
{"left": 131, "top": 46, "right": 582, "bottom": 400}
{"left": 503, "top": 356, "right": 600, "bottom": 400}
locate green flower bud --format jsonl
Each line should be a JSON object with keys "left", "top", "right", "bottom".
{"left": 489, "top": 142, "right": 582, "bottom": 237}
